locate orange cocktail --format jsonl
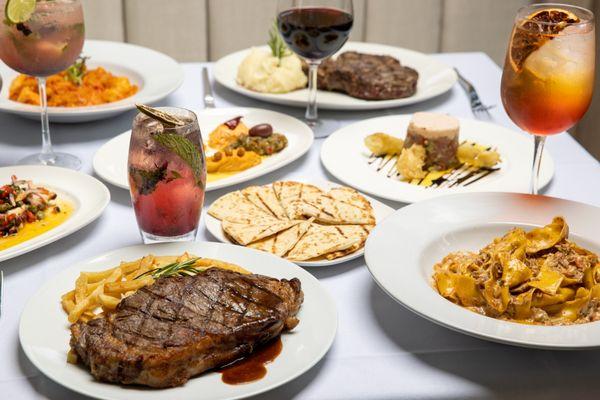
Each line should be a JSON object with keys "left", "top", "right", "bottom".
{"left": 501, "top": 4, "right": 595, "bottom": 193}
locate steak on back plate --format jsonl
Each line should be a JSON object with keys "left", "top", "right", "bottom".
{"left": 317, "top": 51, "right": 419, "bottom": 100}
{"left": 70, "top": 268, "right": 303, "bottom": 388}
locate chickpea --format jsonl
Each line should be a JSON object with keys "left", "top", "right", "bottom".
{"left": 212, "top": 151, "right": 223, "bottom": 162}
{"left": 236, "top": 148, "right": 245, "bottom": 157}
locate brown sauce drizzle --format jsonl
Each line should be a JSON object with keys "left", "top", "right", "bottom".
{"left": 218, "top": 337, "right": 282, "bottom": 385}
{"left": 367, "top": 148, "right": 500, "bottom": 189}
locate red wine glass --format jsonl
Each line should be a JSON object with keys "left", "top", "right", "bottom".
{"left": 277, "top": 0, "right": 354, "bottom": 128}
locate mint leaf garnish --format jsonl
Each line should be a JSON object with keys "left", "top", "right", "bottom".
{"left": 153, "top": 133, "right": 204, "bottom": 188}
{"left": 129, "top": 163, "right": 168, "bottom": 195}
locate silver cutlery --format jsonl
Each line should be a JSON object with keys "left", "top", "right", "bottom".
{"left": 202, "top": 66, "right": 215, "bottom": 109}
{"left": 454, "top": 68, "right": 494, "bottom": 118}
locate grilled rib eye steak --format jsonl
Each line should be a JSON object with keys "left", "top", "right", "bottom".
{"left": 316, "top": 51, "right": 419, "bottom": 100}
{"left": 70, "top": 268, "right": 303, "bottom": 388}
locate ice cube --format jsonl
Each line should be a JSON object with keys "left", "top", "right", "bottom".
{"left": 524, "top": 26, "right": 594, "bottom": 79}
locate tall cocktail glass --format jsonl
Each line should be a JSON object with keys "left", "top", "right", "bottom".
{"left": 501, "top": 3, "right": 595, "bottom": 194}
{"left": 0, "top": 0, "right": 85, "bottom": 169}
{"left": 128, "top": 107, "right": 206, "bottom": 243}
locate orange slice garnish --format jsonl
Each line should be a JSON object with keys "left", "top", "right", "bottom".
{"left": 509, "top": 8, "right": 580, "bottom": 72}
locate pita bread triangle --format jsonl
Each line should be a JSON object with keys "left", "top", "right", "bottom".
{"left": 241, "top": 186, "right": 275, "bottom": 216}
{"left": 208, "top": 191, "right": 271, "bottom": 221}
{"left": 327, "top": 187, "right": 374, "bottom": 212}
{"left": 248, "top": 219, "right": 313, "bottom": 256}
{"left": 298, "top": 194, "right": 375, "bottom": 225}
{"left": 222, "top": 218, "right": 300, "bottom": 245}
{"left": 256, "top": 185, "right": 288, "bottom": 219}
{"left": 287, "top": 224, "right": 359, "bottom": 261}
{"left": 324, "top": 225, "right": 374, "bottom": 260}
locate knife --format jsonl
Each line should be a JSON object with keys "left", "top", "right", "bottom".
{"left": 202, "top": 66, "right": 215, "bottom": 109}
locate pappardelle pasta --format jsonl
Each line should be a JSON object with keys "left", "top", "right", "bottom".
{"left": 433, "top": 217, "right": 600, "bottom": 325}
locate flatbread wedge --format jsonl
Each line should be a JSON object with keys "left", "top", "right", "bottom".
{"left": 248, "top": 219, "right": 313, "bottom": 257}
{"left": 241, "top": 186, "right": 274, "bottom": 216}
{"left": 327, "top": 187, "right": 373, "bottom": 212}
{"left": 324, "top": 224, "right": 374, "bottom": 260}
{"left": 287, "top": 224, "right": 359, "bottom": 261}
{"left": 273, "top": 181, "right": 304, "bottom": 219}
{"left": 298, "top": 195, "right": 375, "bottom": 225}
{"left": 208, "top": 191, "right": 270, "bottom": 221}
{"left": 222, "top": 218, "right": 301, "bottom": 246}
{"left": 256, "top": 185, "right": 288, "bottom": 219}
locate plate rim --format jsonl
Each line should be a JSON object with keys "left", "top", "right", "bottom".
{"left": 0, "top": 39, "right": 184, "bottom": 121}
{"left": 320, "top": 114, "right": 555, "bottom": 204}
{"left": 364, "top": 191, "right": 600, "bottom": 349}
{"left": 213, "top": 41, "right": 458, "bottom": 111}
{"left": 204, "top": 179, "right": 395, "bottom": 267}
{"left": 0, "top": 165, "right": 110, "bottom": 262}
{"left": 19, "top": 241, "right": 338, "bottom": 400}
{"left": 92, "top": 107, "right": 315, "bottom": 191}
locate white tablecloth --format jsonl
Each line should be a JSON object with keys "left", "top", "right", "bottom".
{"left": 1, "top": 53, "right": 599, "bottom": 400}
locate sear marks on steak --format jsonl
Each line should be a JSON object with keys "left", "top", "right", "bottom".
{"left": 317, "top": 51, "right": 419, "bottom": 100}
{"left": 70, "top": 268, "right": 303, "bottom": 388}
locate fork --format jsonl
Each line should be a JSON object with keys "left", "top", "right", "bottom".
{"left": 454, "top": 68, "right": 495, "bottom": 119}
{"left": 202, "top": 66, "right": 215, "bottom": 109}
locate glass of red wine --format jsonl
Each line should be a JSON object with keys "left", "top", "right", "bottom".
{"left": 277, "top": 0, "right": 353, "bottom": 128}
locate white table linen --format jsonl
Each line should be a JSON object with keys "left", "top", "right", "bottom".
{"left": 1, "top": 53, "right": 599, "bottom": 400}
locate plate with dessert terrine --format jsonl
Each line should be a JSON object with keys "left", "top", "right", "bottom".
{"left": 320, "top": 112, "right": 554, "bottom": 203}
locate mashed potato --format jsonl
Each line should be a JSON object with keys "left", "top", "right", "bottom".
{"left": 237, "top": 48, "right": 307, "bottom": 94}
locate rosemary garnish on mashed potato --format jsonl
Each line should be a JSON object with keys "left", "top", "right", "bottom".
{"left": 236, "top": 21, "right": 307, "bottom": 94}
{"left": 268, "top": 19, "right": 290, "bottom": 65}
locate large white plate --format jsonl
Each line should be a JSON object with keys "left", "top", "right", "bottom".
{"left": 204, "top": 180, "right": 394, "bottom": 267}
{"left": 321, "top": 115, "right": 554, "bottom": 203}
{"left": 213, "top": 42, "right": 457, "bottom": 110}
{"left": 93, "top": 107, "right": 314, "bottom": 191}
{"left": 365, "top": 192, "right": 600, "bottom": 349}
{"left": 0, "top": 40, "right": 184, "bottom": 123}
{"left": 19, "top": 241, "right": 337, "bottom": 400}
{"left": 0, "top": 165, "right": 109, "bottom": 262}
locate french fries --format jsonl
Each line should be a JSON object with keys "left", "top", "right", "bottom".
{"left": 61, "top": 253, "right": 250, "bottom": 324}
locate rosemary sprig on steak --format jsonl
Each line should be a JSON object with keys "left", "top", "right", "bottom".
{"left": 135, "top": 257, "right": 202, "bottom": 280}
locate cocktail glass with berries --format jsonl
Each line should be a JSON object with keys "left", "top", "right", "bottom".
{"left": 128, "top": 106, "right": 206, "bottom": 243}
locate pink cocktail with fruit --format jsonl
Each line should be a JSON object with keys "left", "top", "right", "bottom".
{"left": 0, "top": 0, "right": 85, "bottom": 169}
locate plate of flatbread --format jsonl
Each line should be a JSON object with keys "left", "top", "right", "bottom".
{"left": 204, "top": 180, "right": 394, "bottom": 267}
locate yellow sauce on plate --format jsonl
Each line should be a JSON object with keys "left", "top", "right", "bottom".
{"left": 207, "top": 171, "right": 239, "bottom": 183}
{"left": 206, "top": 156, "right": 269, "bottom": 183}
{"left": 412, "top": 169, "right": 453, "bottom": 187}
{"left": 0, "top": 200, "right": 74, "bottom": 251}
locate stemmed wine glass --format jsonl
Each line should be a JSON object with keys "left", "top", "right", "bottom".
{"left": 501, "top": 3, "right": 595, "bottom": 194}
{"left": 0, "top": 0, "right": 85, "bottom": 169}
{"left": 277, "top": 0, "right": 353, "bottom": 129}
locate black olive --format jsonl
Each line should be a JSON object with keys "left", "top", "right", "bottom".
{"left": 249, "top": 123, "right": 273, "bottom": 138}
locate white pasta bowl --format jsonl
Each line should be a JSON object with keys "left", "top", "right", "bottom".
{"left": 365, "top": 192, "right": 600, "bottom": 349}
